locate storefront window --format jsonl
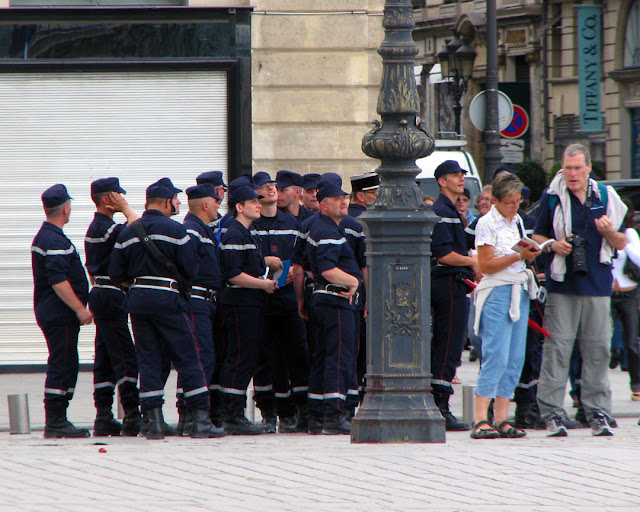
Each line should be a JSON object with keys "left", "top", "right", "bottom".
{"left": 0, "top": 22, "right": 231, "bottom": 59}
{"left": 624, "top": 0, "right": 640, "bottom": 68}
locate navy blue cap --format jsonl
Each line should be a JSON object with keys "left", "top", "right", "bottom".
{"left": 276, "top": 170, "right": 303, "bottom": 189}
{"left": 318, "top": 173, "right": 342, "bottom": 187}
{"left": 229, "top": 175, "right": 257, "bottom": 191}
{"left": 495, "top": 165, "right": 518, "bottom": 177}
{"left": 350, "top": 171, "right": 380, "bottom": 192}
{"left": 521, "top": 186, "right": 531, "bottom": 200}
{"left": 186, "top": 183, "right": 222, "bottom": 201}
{"left": 146, "top": 184, "right": 175, "bottom": 201}
{"left": 303, "top": 173, "right": 321, "bottom": 190}
{"left": 317, "top": 182, "right": 348, "bottom": 202}
{"left": 154, "top": 177, "right": 182, "bottom": 195}
{"left": 196, "top": 171, "right": 227, "bottom": 189}
{"left": 434, "top": 160, "right": 468, "bottom": 179}
{"left": 42, "top": 184, "right": 72, "bottom": 208}
{"left": 230, "top": 186, "right": 263, "bottom": 204}
{"left": 253, "top": 172, "right": 275, "bottom": 188}
{"left": 91, "top": 177, "right": 126, "bottom": 196}
{"left": 462, "top": 187, "right": 471, "bottom": 199}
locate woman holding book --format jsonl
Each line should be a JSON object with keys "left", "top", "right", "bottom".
{"left": 470, "top": 172, "right": 541, "bottom": 439}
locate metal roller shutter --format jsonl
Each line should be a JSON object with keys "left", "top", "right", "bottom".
{"left": 0, "top": 70, "right": 228, "bottom": 365}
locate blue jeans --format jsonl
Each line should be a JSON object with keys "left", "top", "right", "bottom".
{"left": 476, "top": 284, "right": 529, "bottom": 399}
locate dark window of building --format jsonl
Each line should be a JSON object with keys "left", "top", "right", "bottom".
{"left": 515, "top": 55, "right": 529, "bottom": 82}
{"left": 0, "top": 22, "right": 231, "bottom": 59}
{"left": 624, "top": 0, "right": 640, "bottom": 68}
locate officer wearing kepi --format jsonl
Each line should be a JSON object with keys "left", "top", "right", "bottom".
{"left": 32, "top": 184, "right": 92, "bottom": 438}
{"left": 430, "top": 160, "right": 479, "bottom": 431}
{"left": 85, "top": 177, "right": 141, "bottom": 437}
{"left": 177, "top": 183, "right": 224, "bottom": 435}
{"left": 109, "top": 178, "right": 225, "bottom": 440}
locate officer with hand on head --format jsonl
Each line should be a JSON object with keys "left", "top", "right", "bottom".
{"left": 85, "top": 177, "right": 141, "bottom": 437}
{"left": 32, "top": 184, "right": 92, "bottom": 438}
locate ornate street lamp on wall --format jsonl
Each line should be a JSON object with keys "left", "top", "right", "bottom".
{"left": 438, "top": 32, "right": 477, "bottom": 135}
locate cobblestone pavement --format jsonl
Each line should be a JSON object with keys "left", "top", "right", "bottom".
{"left": 1, "top": 359, "right": 639, "bottom": 511}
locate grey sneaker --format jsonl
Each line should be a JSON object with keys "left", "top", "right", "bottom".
{"left": 590, "top": 412, "right": 614, "bottom": 437}
{"left": 545, "top": 414, "right": 568, "bottom": 437}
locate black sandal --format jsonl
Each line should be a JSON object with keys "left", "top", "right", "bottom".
{"left": 496, "top": 420, "right": 527, "bottom": 438}
{"left": 470, "top": 420, "right": 500, "bottom": 439}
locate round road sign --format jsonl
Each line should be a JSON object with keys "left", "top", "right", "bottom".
{"left": 500, "top": 104, "right": 529, "bottom": 138}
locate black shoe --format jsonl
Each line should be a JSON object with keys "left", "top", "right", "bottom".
{"left": 93, "top": 413, "right": 122, "bottom": 437}
{"left": 190, "top": 409, "right": 226, "bottom": 438}
{"left": 591, "top": 411, "right": 614, "bottom": 436}
{"left": 307, "top": 416, "right": 323, "bottom": 435}
{"left": 261, "top": 412, "right": 277, "bottom": 434}
{"left": 322, "top": 413, "right": 350, "bottom": 435}
{"left": 121, "top": 409, "right": 141, "bottom": 437}
{"left": 469, "top": 348, "right": 478, "bottom": 362}
{"left": 571, "top": 406, "right": 590, "bottom": 428}
{"left": 609, "top": 347, "right": 623, "bottom": 369}
{"left": 545, "top": 414, "right": 568, "bottom": 437}
{"left": 176, "top": 410, "right": 194, "bottom": 437}
{"left": 45, "top": 419, "right": 90, "bottom": 439}
{"left": 221, "top": 412, "right": 267, "bottom": 435}
{"left": 515, "top": 402, "right": 546, "bottom": 430}
{"left": 441, "top": 410, "right": 470, "bottom": 431}
{"left": 146, "top": 408, "right": 165, "bottom": 440}
{"left": 278, "top": 415, "right": 298, "bottom": 434}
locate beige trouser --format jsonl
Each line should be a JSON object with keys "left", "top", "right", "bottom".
{"left": 536, "top": 293, "right": 612, "bottom": 423}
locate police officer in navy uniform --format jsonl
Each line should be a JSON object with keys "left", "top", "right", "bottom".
{"left": 109, "top": 178, "right": 225, "bottom": 439}
{"left": 85, "top": 178, "right": 141, "bottom": 437}
{"left": 431, "top": 160, "right": 479, "bottom": 431}
{"left": 32, "top": 184, "right": 92, "bottom": 438}
{"left": 174, "top": 183, "right": 224, "bottom": 435}
{"left": 218, "top": 185, "right": 278, "bottom": 435}
{"left": 305, "top": 180, "right": 361, "bottom": 435}
{"left": 276, "top": 170, "right": 314, "bottom": 222}
{"left": 250, "top": 172, "right": 310, "bottom": 433}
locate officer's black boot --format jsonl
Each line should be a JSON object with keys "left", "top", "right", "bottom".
{"left": 307, "top": 415, "right": 323, "bottom": 435}
{"left": 434, "top": 393, "right": 470, "bottom": 432}
{"left": 44, "top": 408, "right": 90, "bottom": 439}
{"left": 146, "top": 408, "right": 165, "bottom": 440}
{"left": 260, "top": 409, "right": 277, "bottom": 434}
{"left": 190, "top": 409, "right": 227, "bottom": 438}
{"left": 176, "top": 409, "right": 190, "bottom": 437}
{"left": 140, "top": 410, "right": 150, "bottom": 436}
{"left": 296, "top": 401, "right": 309, "bottom": 433}
{"left": 121, "top": 407, "right": 142, "bottom": 437}
{"left": 93, "top": 408, "right": 122, "bottom": 437}
{"left": 221, "top": 410, "right": 267, "bottom": 435}
{"left": 322, "top": 412, "right": 350, "bottom": 435}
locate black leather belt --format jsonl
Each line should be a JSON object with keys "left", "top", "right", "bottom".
{"left": 313, "top": 283, "right": 349, "bottom": 294}
{"left": 132, "top": 277, "right": 180, "bottom": 292}
{"left": 192, "top": 286, "right": 217, "bottom": 302}
{"left": 94, "top": 276, "right": 115, "bottom": 286}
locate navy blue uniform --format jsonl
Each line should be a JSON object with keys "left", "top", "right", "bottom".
{"left": 347, "top": 203, "right": 366, "bottom": 218}
{"left": 218, "top": 218, "right": 268, "bottom": 415}
{"left": 305, "top": 213, "right": 361, "bottom": 417}
{"left": 109, "top": 209, "right": 209, "bottom": 411}
{"left": 281, "top": 205, "right": 314, "bottom": 224}
{"left": 431, "top": 193, "right": 474, "bottom": 401}
{"left": 180, "top": 212, "right": 222, "bottom": 414}
{"left": 85, "top": 213, "right": 139, "bottom": 415}
{"left": 251, "top": 211, "right": 309, "bottom": 420}
{"left": 32, "top": 222, "right": 89, "bottom": 412}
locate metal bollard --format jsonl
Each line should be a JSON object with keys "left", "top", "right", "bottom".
{"left": 8, "top": 393, "right": 31, "bottom": 434}
{"left": 462, "top": 385, "right": 476, "bottom": 426}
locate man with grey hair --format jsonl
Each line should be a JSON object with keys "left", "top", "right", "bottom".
{"left": 532, "top": 143, "right": 628, "bottom": 437}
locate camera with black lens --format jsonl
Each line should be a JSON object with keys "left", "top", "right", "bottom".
{"left": 566, "top": 234, "right": 588, "bottom": 276}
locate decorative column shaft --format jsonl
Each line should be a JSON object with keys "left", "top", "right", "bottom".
{"left": 350, "top": 0, "right": 445, "bottom": 443}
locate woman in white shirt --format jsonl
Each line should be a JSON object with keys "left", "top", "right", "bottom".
{"left": 610, "top": 199, "right": 640, "bottom": 401}
{"left": 470, "top": 172, "right": 540, "bottom": 439}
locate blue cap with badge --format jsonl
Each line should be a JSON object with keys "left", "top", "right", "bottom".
{"left": 91, "top": 177, "right": 126, "bottom": 196}
{"left": 42, "top": 184, "right": 72, "bottom": 208}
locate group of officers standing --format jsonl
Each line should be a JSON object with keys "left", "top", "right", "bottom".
{"left": 31, "top": 168, "right": 381, "bottom": 439}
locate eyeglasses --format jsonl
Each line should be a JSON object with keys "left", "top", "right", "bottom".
{"left": 499, "top": 198, "right": 521, "bottom": 207}
{"left": 456, "top": 197, "right": 470, "bottom": 202}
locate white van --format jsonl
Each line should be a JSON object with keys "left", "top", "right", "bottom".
{"left": 415, "top": 137, "right": 482, "bottom": 214}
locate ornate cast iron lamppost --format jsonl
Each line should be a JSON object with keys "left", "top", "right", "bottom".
{"left": 351, "top": 0, "right": 444, "bottom": 443}
{"left": 438, "top": 31, "right": 477, "bottom": 135}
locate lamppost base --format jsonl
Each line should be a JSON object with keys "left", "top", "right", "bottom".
{"left": 351, "top": 392, "right": 445, "bottom": 444}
